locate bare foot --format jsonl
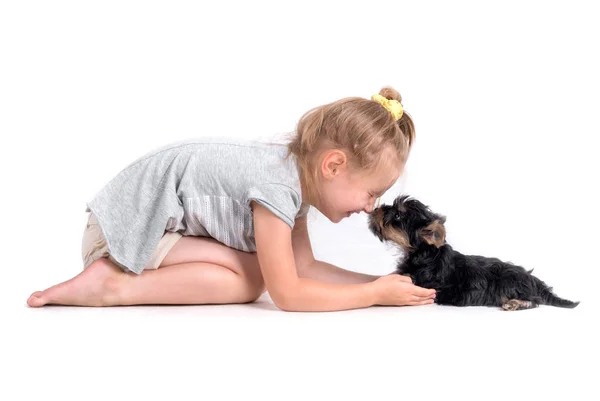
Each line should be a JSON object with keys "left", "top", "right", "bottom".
{"left": 27, "top": 258, "right": 128, "bottom": 307}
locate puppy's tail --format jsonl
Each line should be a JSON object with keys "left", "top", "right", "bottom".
{"left": 540, "top": 288, "right": 579, "bottom": 308}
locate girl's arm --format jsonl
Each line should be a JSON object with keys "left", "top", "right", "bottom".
{"left": 299, "top": 260, "right": 380, "bottom": 284}
{"left": 291, "top": 215, "right": 380, "bottom": 284}
{"left": 252, "top": 202, "right": 378, "bottom": 312}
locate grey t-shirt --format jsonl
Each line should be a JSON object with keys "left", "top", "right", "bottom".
{"left": 85, "top": 137, "right": 309, "bottom": 274}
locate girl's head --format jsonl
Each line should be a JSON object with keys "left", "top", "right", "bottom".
{"left": 287, "top": 87, "right": 415, "bottom": 223}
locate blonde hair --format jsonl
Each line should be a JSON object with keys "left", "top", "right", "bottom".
{"left": 285, "top": 87, "right": 415, "bottom": 206}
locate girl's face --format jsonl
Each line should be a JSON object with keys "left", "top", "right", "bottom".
{"left": 315, "top": 147, "right": 402, "bottom": 223}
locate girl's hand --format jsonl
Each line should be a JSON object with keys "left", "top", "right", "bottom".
{"left": 371, "top": 274, "right": 436, "bottom": 306}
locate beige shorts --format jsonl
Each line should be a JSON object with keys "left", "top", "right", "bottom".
{"left": 81, "top": 212, "right": 183, "bottom": 272}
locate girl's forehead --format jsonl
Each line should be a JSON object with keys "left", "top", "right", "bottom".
{"left": 377, "top": 167, "right": 401, "bottom": 187}
{"left": 371, "top": 152, "right": 403, "bottom": 183}
{"left": 348, "top": 146, "right": 403, "bottom": 185}
{"left": 360, "top": 162, "right": 401, "bottom": 188}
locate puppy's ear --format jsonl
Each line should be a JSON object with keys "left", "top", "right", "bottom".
{"left": 437, "top": 214, "right": 447, "bottom": 225}
{"left": 420, "top": 219, "right": 446, "bottom": 247}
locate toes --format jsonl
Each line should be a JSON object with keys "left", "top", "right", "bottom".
{"left": 27, "top": 291, "right": 47, "bottom": 307}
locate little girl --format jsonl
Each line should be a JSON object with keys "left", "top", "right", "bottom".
{"left": 27, "top": 87, "right": 436, "bottom": 312}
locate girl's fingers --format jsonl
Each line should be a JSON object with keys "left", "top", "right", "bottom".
{"left": 411, "top": 286, "right": 436, "bottom": 297}
{"left": 412, "top": 292, "right": 435, "bottom": 300}
{"left": 408, "top": 299, "right": 435, "bottom": 306}
{"left": 411, "top": 291, "right": 436, "bottom": 300}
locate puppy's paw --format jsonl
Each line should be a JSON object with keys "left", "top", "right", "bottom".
{"left": 502, "top": 299, "right": 534, "bottom": 311}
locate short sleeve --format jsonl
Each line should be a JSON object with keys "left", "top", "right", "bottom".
{"left": 246, "top": 183, "right": 303, "bottom": 229}
{"left": 297, "top": 203, "right": 311, "bottom": 218}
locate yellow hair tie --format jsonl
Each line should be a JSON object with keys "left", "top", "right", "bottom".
{"left": 371, "top": 94, "right": 403, "bottom": 121}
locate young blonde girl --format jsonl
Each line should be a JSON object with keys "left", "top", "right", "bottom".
{"left": 27, "top": 87, "right": 436, "bottom": 312}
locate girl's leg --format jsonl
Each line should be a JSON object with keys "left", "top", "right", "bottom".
{"left": 27, "top": 236, "right": 265, "bottom": 307}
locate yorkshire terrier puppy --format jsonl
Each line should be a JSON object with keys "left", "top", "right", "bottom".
{"left": 368, "top": 195, "right": 579, "bottom": 311}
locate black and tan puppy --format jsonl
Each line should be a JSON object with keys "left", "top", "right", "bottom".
{"left": 368, "top": 195, "right": 579, "bottom": 311}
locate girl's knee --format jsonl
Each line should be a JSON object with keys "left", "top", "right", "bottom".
{"left": 244, "top": 286, "right": 266, "bottom": 303}
{"left": 243, "top": 272, "right": 266, "bottom": 302}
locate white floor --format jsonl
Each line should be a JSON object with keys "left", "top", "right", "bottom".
{"left": 3, "top": 2, "right": 598, "bottom": 399}
{"left": 4, "top": 212, "right": 596, "bottom": 401}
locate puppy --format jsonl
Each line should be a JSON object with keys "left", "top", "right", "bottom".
{"left": 368, "top": 195, "right": 579, "bottom": 311}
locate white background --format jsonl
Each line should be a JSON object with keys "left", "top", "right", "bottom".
{"left": 1, "top": 1, "right": 598, "bottom": 400}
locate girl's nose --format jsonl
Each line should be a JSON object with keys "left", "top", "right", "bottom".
{"left": 364, "top": 197, "right": 380, "bottom": 214}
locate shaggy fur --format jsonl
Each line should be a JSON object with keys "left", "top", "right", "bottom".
{"left": 368, "top": 195, "right": 579, "bottom": 311}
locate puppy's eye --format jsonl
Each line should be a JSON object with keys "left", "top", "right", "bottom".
{"left": 394, "top": 212, "right": 401, "bottom": 220}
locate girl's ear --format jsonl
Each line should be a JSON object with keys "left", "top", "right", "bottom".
{"left": 321, "top": 150, "right": 347, "bottom": 179}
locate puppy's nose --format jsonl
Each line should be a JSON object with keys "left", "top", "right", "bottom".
{"left": 369, "top": 206, "right": 383, "bottom": 220}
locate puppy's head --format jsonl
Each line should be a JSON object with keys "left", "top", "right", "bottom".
{"left": 368, "top": 195, "right": 447, "bottom": 252}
